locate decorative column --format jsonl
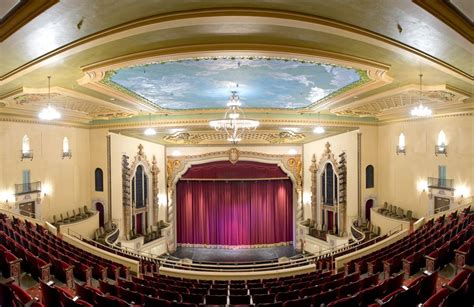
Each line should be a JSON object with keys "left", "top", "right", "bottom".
{"left": 287, "top": 156, "right": 303, "bottom": 222}
{"left": 151, "top": 155, "right": 160, "bottom": 225}
{"left": 309, "top": 154, "right": 318, "bottom": 223}
{"left": 338, "top": 152, "right": 347, "bottom": 236}
{"left": 122, "top": 155, "right": 131, "bottom": 238}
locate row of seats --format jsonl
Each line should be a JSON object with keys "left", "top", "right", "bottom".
{"left": 346, "top": 207, "right": 472, "bottom": 276}
{"left": 52, "top": 206, "right": 94, "bottom": 226}
{"left": 377, "top": 202, "right": 413, "bottom": 221}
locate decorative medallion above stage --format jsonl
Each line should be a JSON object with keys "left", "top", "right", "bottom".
{"left": 100, "top": 57, "right": 369, "bottom": 111}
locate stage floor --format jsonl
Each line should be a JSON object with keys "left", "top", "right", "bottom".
{"left": 171, "top": 245, "right": 299, "bottom": 263}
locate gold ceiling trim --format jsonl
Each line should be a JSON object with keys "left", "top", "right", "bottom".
{"left": 378, "top": 112, "right": 473, "bottom": 125}
{"left": 413, "top": 0, "right": 473, "bottom": 43}
{"left": 0, "top": 8, "right": 471, "bottom": 85}
{"left": 77, "top": 44, "right": 392, "bottom": 113}
{"left": 161, "top": 130, "right": 306, "bottom": 145}
{"left": 0, "top": 86, "right": 136, "bottom": 121}
{"left": 0, "top": 0, "right": 58, "bottom": 42}
{"left": 91, "top": 118, "right": 375, "bottom": 130}
{"left": 332, "top": 83, "right": 471, "bottom": 121}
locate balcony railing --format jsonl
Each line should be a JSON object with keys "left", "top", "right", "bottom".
{"left": 427, "top": 177, "right": 454, "bottom": 190}
{"left": 15, "top": 181, "right": 41, "bottom": 195}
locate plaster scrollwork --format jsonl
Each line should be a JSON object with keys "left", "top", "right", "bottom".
{"left": 309, "top": 154, "right": 318, "bottom": 223}
{"left": 123, "top": 144, "right": 159, "bottom": 238}
{"left": 151, "top": 155, "right": 160, "bottom": 224}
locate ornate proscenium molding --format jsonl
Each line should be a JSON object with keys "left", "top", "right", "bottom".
{"left": 151, "top": 155, "right": 160, "bottom": 224}
{"left": 122, "top": 155, "right": 131, "bottom": 238}
{"left": 309, "top": 154, "right": 318, "bottom": 223}
{"left": 162, "top": 130, "right": 306, "bottom": 145}
{"left": 338, "top": 151, "right": 347, "bottom": 236}
{"left": 166, "top": 147, "right": 304, "bottom": 248}
{"left": 124, "top": 144, "right": 158, "bottom": 238}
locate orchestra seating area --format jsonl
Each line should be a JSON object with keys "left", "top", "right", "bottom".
{"left": 0, "top": 206, "right": 472, "bottom": 306}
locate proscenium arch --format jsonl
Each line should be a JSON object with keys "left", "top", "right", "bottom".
{"left": 167, "top": 152, "right": 302, "bottom": 251}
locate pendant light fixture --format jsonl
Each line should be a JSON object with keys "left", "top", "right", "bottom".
{"left": 38, "top": 76, "right": 61, "bottom": 121}
{"left": 144, "top": 113, "right": 157, "bottom": 136}
{"left": 410, "top": 74, "right": 432, "bottom": 117}
{"left": 313, "top": 112, "right": 325, "bottom": 134}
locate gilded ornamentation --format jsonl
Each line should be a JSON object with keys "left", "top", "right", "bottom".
{"left": 163, "top": 132, "right": 200, "bottom": 144}
{"left": 309, "top": 154, "right": 318, "bottom": 223}
{"left": 228, "top": 148, "right": 240, "bottom": 164}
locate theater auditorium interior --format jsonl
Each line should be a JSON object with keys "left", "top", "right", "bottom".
{"left": 0, "top": 0, "right": 473, "bottom": 306}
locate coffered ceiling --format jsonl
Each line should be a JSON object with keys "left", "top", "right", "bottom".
{"left": 0, "top": 0, "right": 472, "bottom": 145}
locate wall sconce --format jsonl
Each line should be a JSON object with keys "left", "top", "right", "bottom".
{"left": 396, "top": 145, "right": 406, "bottom": 155}
{"left": 21, "top": 150, "right": 33, "bottom": 161}
{"left": 435, "top": 130, "right": 447, "bottom": 156}
{"left": 62, "top": 137, "right": 72, "bottom": 159}
{"left": 62, "top": 150, "right": 72, "bottom": 159}
{"left": 396, "top": 133, "right": 406, "bottom": 155}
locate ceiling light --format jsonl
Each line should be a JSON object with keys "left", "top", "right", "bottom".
{"left": 210, "top": 91, "right": 259, "bottom": 144}
{"left": 144, "top": 127, "right": 157, "bottom": 136}
{"left": 410, "top": 74, "right": 432, "bottom": 117}
{"left": 314, "top": 126, "right": 325, "bottom": 134}
{"left": 38, "top": 76, "right": 61, "bottom": 121}
{"left": 144, "top": 113, "right": 156, "bottom": 136}
{"left": 313, "top": 112, "right": 325, "bottom": 134}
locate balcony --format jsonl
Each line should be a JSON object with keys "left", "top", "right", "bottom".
{"left": 427, "top": 177, "right": 454, "bottom": 190}
{"left": 15, "top": 181, "right": 42, "bottom": 195}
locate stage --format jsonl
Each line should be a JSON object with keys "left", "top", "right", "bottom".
{"left": 170, "top": 245, "right": 300, "bottom": 263}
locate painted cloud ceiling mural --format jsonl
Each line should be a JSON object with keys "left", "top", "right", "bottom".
{"left": 106, "top": 57, "right": 367, "bottom": 110}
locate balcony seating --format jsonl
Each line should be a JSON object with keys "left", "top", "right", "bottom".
{"left": 117, "top": 286, "right": 144, "bottom": 305}
{"left": 95, "top": 294, "right": 129, "bottom": 307}
{"left": 75, "top": 282, "right": 103, "bottom": 305}
{"left": 229, "top": 294, "right": 251, "bottom": 304}
{"left": 454, "top": 236, "right": 474, "bottom": 270}
{"left": 1, "top": 277, "right": 43, "bottom": 307}
{"left": 0, "top": 250, "right": 21, "bottom": 283}
{"left": 51, "top": 257, "right": 74, "bottom": 288}
{"left": 422, "top": 288, "right": 450, "bottom": 307}
{"left": 59, "top": 291, "right": 94, "bottom": 307}
{"left": 24, "top": 250, "right": 51, "bottom": 282}
{"left": 205, "top": 294, "right": 227, "bottom": 304}
{"left": 402, "top": 247, "right": 426, "bottom": 277}
{"left": 253, "top": 293, "right": 275, "bottom": 304}
{"left": 311, "top": 289, "right": 337, "bottom": 306}
{"left": 282, "top": 296, "right": 311, "bottom": 307}
{"left": 275, "top": 290, "right": 299, "bottom": 302}
{"left": 40, "top": 280, "right": 75, "bottom": 307}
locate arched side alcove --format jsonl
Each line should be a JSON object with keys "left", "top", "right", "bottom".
{"left": 166, "top": 148, "right": 303, "bottom": 252}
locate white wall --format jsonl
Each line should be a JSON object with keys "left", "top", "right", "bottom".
{"left": 377, "top": 115, "right": 473, "bottom": 218}
{"left": 0, "top": 121, "right": 91, "bottom": 221}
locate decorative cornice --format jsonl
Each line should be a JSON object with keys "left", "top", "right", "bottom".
{"left": 0, "top": 0, "right": 59, "bottom": 42}
{"left": 1, "top": 8, "right": 471, "bottom": 86}
{"left": 413, "top": 0, "right": 473, "bottom": 43}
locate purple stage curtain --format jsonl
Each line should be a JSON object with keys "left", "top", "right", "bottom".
{"left": 177, "top": 179, "right": 293, "bottom": 246}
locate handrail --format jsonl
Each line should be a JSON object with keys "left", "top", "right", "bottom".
{"left": 86, "top": 225, "right": 394, "bottom": 272}
{"left": 350, "top": 220, "right": 366, "bottom": 242}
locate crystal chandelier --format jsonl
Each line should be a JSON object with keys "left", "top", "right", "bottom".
{"left": 410, "top": 74, "right": 432, "bottom": 117}
{"left": 38, "top": 76, "right": 61, "bottom": 121}
{"left": 209, "top": 91, "right": 259, "bottom": 144}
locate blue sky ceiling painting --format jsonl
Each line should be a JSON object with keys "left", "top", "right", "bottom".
{"left": 108, "top": 57, "right": 366, "bottom": 110}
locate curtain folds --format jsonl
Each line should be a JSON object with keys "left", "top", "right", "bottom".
{"left": 177, "top": 179, "right": 293, "bottom": 246}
